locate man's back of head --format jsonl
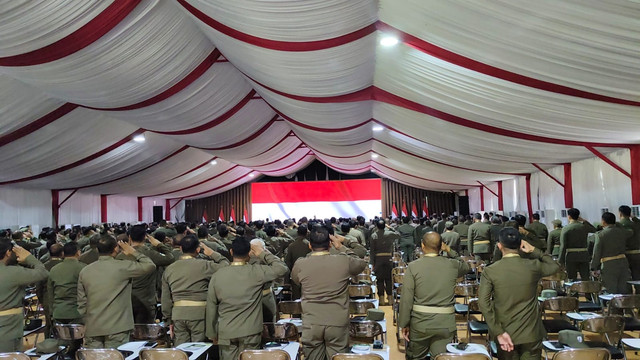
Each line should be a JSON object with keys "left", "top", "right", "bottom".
{"left": 297, "top": 224, "right": 308, "bottom": 236}
{"left": 63, "top": 242, "right": 79, "bottom": 257}
{"left": 499, "top": 227, "right": 521, "bottom": 251}
{"left": 309, "top": 225, "right": 330, "bottom": 250}
{"left": 421, "top": 232, "right": 441, "bottom": 252}
{"left": 567, "top": 208, "right": 580, "bottom": 221}
{"left": 231, "top": 237, "right": 251, "bottom": 259}
{"left": 376, "top": 219, "right": 385, "bottom": 230}
{"left": 97, "top": 235, "right": 118, "bottom": 256}
{"left": 129, "top": 225, "right": 146, "bottom": 243}
{"left": 181, "top": 235, "right": 200, "bottom": 255}
{"left": 474, "top": 213, "right": 482, "bottom": 221}
{"left": 50, "top": 243, "right": 64, "bottom": 258}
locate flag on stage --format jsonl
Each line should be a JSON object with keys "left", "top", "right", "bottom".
{"left": 202, "top": 209, "right": 208, "bottom": 223}
{"left": 218, "top": 207, "right": 224, "bottom": 222}
{"left": 243, "top": 208, "right": 249, "bottom": 223}
{"left": 391, "top": 203, "right": 399, "bottom": 218}
{"left": 423, "top": 198, "right": 429, "bottom": 217}
{"left": 401, "top": 199, "right": 408, "bottom": 217}
{"left": 411, "top": 200, "right": 418, "bottom": 218}
{"left": 230, "top": 206, "right": 236, "bottom": 223}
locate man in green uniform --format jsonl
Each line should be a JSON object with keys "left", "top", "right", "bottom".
{"left": 591, "top": 212, "right": 631, "bottom": 294}
{"left": 78, "top": 235, "right": 156, "bottom": 349}
{"left": 254, "top": 221, "right": 268, "bottom": 241}
{"left": 48, "top": 242, "right": 86, "bottom": 324}
{"left": 291, "top": 225, "right": 367, "bottom": 360}
{"left": 559, "top": 208, "right": 597, "bottom": 281}
{"left": 248, "top": 238, "right": 280, "bottom": 323}
{"left": 284, "top": 225, "right": 310, "bottom": 300}
{"left": 468, "top": 213, "right": 493, "bottom": 262}
{"left": 546, "top": 220, "right": 563, "bottom": 257}
{"left": 348, "top": 220, "right": 366, "bottom": 247}
{"left": 396, "top": 217, "right": 415, "bottom": 263}
{"left": 79, "top": 234, "right": 100, "bottom": 265}
{"left": 284, "top": 220, "right": 299, "bottom": 239}
{"left": 526, "top": 214, "right": 549, "bottom": 247}
{"left": 441, "top": 222, "right": 461, "bottom": 254}
{"left": 370, "top": 219, "right": 400, "bottom": 306}
{"left": 515, "top": 215, "right": 546, "bottom": 251}
{"left": 399, "top": 232, "right": 469, "bottom": 358}
{"left": 162, "top": 235, "right": 229, "bottom": 345}
{"left": 206, "top": 237, "right": 287, "bottom": 360}
{"left": 0, "top": 241, "right": 48, "bottom": 352}
{"left": 618, "top": 206, "right": 640, "bottom": 293}
{"left": 341, "top": 223, "right": 367, "bottom": 258}
{"left": 38, "top": 243, "right": 64, "bottom": 337}
{"left": 478, "top": 227, "right": 560, "bottom": 360}
{"left": 116, "top": 225, "right": 175, "bottom": 323}
{"left": 154, "top": 220, "right": 178, "bottom": 238}
{"left": 454, "top": 215, "right": 470, "bottom": 255}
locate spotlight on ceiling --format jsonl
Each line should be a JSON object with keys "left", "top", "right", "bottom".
{"left": 371, "top": 153, "right": 379, "bottom": 159}
{"left": 372, "top": 125, "right": 384, "bottom": 132}
{"left": 210, "top": 160, "right": 217, "bottom": 165}
{"left": 248, "top": 173, "right": 255, "bottom": 178}
{"left": 133, "top": 134, "right": 146, "bottom": 143}
{"left": 380, "top": 36, "right": 399, "bottom": 47}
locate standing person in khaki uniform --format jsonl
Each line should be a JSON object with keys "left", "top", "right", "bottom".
{"left": 78, "top": 235, "right": 156, "bottom": 349}
{"left": 559, "top": 208, "right": 597, "bottom": 281}
{"left": 206, "top": 237, "right": 288, "bottom": 360}
{"left": 79, "top": 234, "right": 101, "bottom": 265}
{"left": 248, "top": 238, "right": 280, "bottom": 323}
{"left": 453, "top": 216, "right": 470, "bottom": 255}
{"left": 162, "top": 235, "right": 229, "bottom": 345}
{"left": 440, "top": 222, "right": 461, "bottom": 254}
{"left": 399, "top": 232, "right": 469, "bottom": 358}
{"left": 370, "top": 219, "right": 399, "bottom": 306}
{"left": 38, "top": 243, "right": 64, "bottom": 337}
{"left": 468, "top": 213, "right": 492, "bottom": 261}
{"left": 48, "top": 242, "right": 86, "bottom": 324}
{"left": 0, "top": 240, "right": 48, "bottom": 352}
{"left": 116, "top": 225, "right": 175, "bottom": 323}
{"left": 397, "top": 217, "right": 416, "bottom": 262}
{"left": 478, "top": 228, "right": 560, "bottom": 360}
{"left": 546, "top": 220, "right": 563, "bottom": 257}
{"left": 591, "top": 212, "right": 631, "bottom": 294}
{"left": 291, "top": 225, "right": 367, "bottom": 360}
{"left": 285, "top": 224, "right": 311, "bottom": 300}
{"left": 526, "top": 213, "right": 549, "bottom": 247}
{"left": 619, "top": 205, "right": 640, "bottom": 293}
{"left": 515, "top": 215, "right": 546, "bottom": 251}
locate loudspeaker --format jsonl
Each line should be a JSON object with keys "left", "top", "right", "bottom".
{"left": 458, "top": 196, "right": 470, "bottom": 216}
{"left": 153, "top": 206, "right": 164, "bottom": 222}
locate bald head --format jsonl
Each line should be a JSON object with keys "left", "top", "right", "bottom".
{"left": 50, "top": 243, "right": 63, "bottom": 257}
{"left": 421, "top": 231, "right": 442, "bottom": 252}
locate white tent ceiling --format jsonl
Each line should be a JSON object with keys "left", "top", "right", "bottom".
{"left": 0, "top": 0, "right": 638, "bottom": 200}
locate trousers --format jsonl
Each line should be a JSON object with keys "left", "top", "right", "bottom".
{"left": 174, "top": 319, "right": 206, "bottom": 346}
{"left": 496, "top": 340, "right": 542, "bottom": 360}
{"left": 405, "top": 328, "right": 454, "bottom": 360}
{"left": 84, "top": 331, "right": 131, "bottom": 349}
{"left": 218, "top": 333, "right": 261, "bottom": 360}
{"left": 301, "top": 323, "right": 349, "bottom": 360}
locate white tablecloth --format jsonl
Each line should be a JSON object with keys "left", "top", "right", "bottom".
{"left": 177, "top": 342, "right": 213, "bottom": 360}
{"left": 446, "top": 343, "right": 490, "bottom": 357}
{"left": 265, "top": 342, "right": 300, "bottom": 360}
{"left": 351, "top": 345, "right": 389, "bottom": 360}
{"left": 622, "top": 338, "right": 640, "bottom": 350}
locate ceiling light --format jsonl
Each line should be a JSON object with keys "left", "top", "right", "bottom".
{"left": 248, "top": 173, "right": 255, "bottom": 178}
{"left": 380, "top": 36, "right": 399, "bottom": 47}
{"left": 133, "top": 134, "right": 146, "bottom": 143}
{"left": 210, "top": 160, "right": 217, "bottom": 165}
{"left": 371, "top": 153, "right": 379, "bottom": 159}
{"left": 372, "top": 125, "right": 384, "bottom": 132}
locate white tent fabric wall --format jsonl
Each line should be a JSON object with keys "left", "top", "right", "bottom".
{"left": 106, "top": 195, "right": 138, "bottom": 224}
{"left": 0, "top": 187, "right": 51, "bottom": 234}
{"left": 57, "top": 191, "right": 100, "bottom": 227}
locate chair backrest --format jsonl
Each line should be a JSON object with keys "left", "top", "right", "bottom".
{"left": 580, "top": 316, "right": 625, "bottom": 346}
{"left": 391, "top": 267, "right": 406, "bottom": 276}
{"left": 551, "top": 348, "right": 610, "bottom": 360}
{"left": 348, "top": 285, "right": 372, "bottom": 298}
{"left": 349, "top": 320, "right": 383, "bottom": 341}
{"left": 609, "top": 295, "right": 640, "bottom": 312}
{"left": 139, "top": 349, "right": 189, "bottom": 360}
{"left": 54, "top": 323, "right": 86, "bottom": 341}
{"left": 433, "top": 353, "right": 492, "bottom": 360}
{"left": 543, "top": 297, "right": 579, "bottom": 312}
{"left": 466, "top": 260, "right": 483, "bottom": 270}
{"left": 76, "top": 349, "right": 125, "bottom": 360}
{"left": 540, "top": 279, "right": 565, "bottom": 291}
{"left": 361, "top": 267, "right": 372, "bottom": 276}
{"left": 132, "top": 323, "right": 166, "bottom": 340}
{"left": 392, "top": 273, "right": 404, "bottom": 284}
{"left": 0, "top": 353, "right": 31, "bottom": 360}
{"left": 352, "top": 274, "right": 372, "bottom": 284}
{"left": 262, "top": 322, "right": 300, "bottom": 342}
{"left": 278, "top": 300, "right": 303, "bottom": 316}
{"left": 455, "top": 284, "right": 478, "bottom": 297}
{"left": 332, "top": 353, "right": 384, "bottom": 360}
{"left": 239, "top": 349, "right": 290, "bottom": 360}
{"left": 543, "top": 271, "right": 568, "bottom": 282}
{"left": 349, "top": 300, "right": 376, "bottom": 315}
{"left": 468, "top": 298, "right": 481, "bottom": 312}
{"left": 569, "top": 281, "right": 602, "bottom": 295}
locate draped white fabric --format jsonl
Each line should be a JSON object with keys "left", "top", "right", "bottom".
{"left": 0, "top": 0, "right": 638, "bottom": 228}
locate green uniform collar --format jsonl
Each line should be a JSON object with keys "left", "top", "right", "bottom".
{"left": 503, "top": 253, "right": 520, "bottom": 258}
{"left": 423, "top": 253, "right": 438, "bottom": 257}
{"left": 230, "top": 261, "right": 246, "bottom": 266}
{"left": 310, "top": 251, "right": 330, "bottom": 256}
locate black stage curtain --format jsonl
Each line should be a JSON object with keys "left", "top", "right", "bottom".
{"left": 381, "top": 178, "right": 456, "bottom": 218}
{"left": 185, "top": 184, "right": 251, "bottom": 223}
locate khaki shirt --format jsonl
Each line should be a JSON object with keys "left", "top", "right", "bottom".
{"left": 478, "top": 249, "right": 560, "bottom": 344}
{"left": 284, "top": 237, "right": 311, "bottom": 270}
{"left": 468, "top": 221, "right": 492, "bottom": 254}
{"left": 79, "top": 248, "right": 99, "bottom": 265}
{"left": 291, "top": 247, "right": 367, "bottom": 327}
{"left": 619, "top": 217, "right": 640, "bottom": 251}
{"left": 370, "top": 229, "right": 399, "bottom": 266}
{"left": 397, "top": 224, "right": 415, "bottom": 246}
{"left": 398, "top": 252, "right": 469, "bottom": 332}
{"left": 547, "top": 228, "right": 562, "bottom": 256}
{"left": 453, "top": 223, "right": 469, "bottom": 240}
{"left": 591, "top": 225, "right": 631, "bottom": 270}
{"left": 206, "top": 252, "right": 288, "bottom": 341}
{"left": 559, "top": 220, "right": 597, "bottom": 264}
{"left": 48, "top": 258, "right": 86, "bottom": 320}
{"left": 78, "top": 253, "right": 156, "bottom": 337}
{"left": 0, "top": 255, "right": 48, "bottom": 339}
{"left": 161, "top": 253, "right": 229, "bottom": 322}
{"left": 441, "top": 231, "right": 461, "bottom": 253}
{"left": 526, "top": 221, "right": 549, "bottom": 241}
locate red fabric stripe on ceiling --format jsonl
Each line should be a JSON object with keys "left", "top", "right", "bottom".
{"left": 84, "top": 49, "right": 222, "bottom": 111}
{"left": 150, "top": 165, "right": 241, "bottom": 197}
{"left": 0, "top": 103, "right": 78, "bottom": 148}
{"left": 176, "top": 0, "right": 376, "bottom": 51}
{"left": 167, "top": 157, "right": 217, "bottom": 182}
{"left": 252, "top": 178, "right": 382, "bottom": 203}
{"left": 376, "top": 22, "right": 640, "bottom": 107}
{"left": 0, "top": 0, "right": 141, "bottom": 67}
{"left": 195, "top": 115, "right": 279, "bottom": 151}
{"left": 371, "top": 161, "right": 476, "bottom": 188}
{"left": 259, "top": 152, "right": 313, "bottom": 173}
{"left": 0, "top": 129, "right": 144, "bottom": 185}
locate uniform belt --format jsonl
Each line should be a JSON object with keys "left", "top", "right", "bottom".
{"left": 601, "top": 254, "right": 626, "bottom": 263}
{"left": 174, "top": 300, "right": 206, "bottom": 307}
{"left": 626, "top": 250, "right": 640, "bottom": 255}
{"left": 554, "top": 244, "right": 560, "bottom": 248}
{"left": 566, "top": 248, "right": 588, "bottom": 253}
{"left": 376, "top": 252, "right": 392, "bottom": 256}
{"left": 412, "top": 305, "right": 455, "bottom": 314}
{"left": 0, "top": 308, "right": 22, "bottom": 316}
{"left": 474, "top": 240, "right": 490, "bottom": 245}
{"left": 263, "top": 289, "right": 273, "bottom": 296}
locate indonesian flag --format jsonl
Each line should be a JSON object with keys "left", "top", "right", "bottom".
{"left": 243, "top": 208, "right": 249, "bottom": 222}
{"left": 411, "top": 200, "right": 418, "bottom": 218}
{"left": 202, "top": 209, "right": 208, "bottom": 223}
{"left": 401, "top": 199, "right": 408, "bottom": 217}
{"left": 230, "top": 206, "right": 236, "bottom": 223}
{"left": 218, "top": 207, "right": 224, "bottom": 222}
{"left": 391, "top": 203, "right": 399, "bottom": 218}
{"left": 423, "top": 198, "right": 429, "bottom": 217}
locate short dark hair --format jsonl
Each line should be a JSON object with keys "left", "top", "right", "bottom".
{"left": 376, "top": 219, "right": 385, "bottom": 230}
{"left": 181, "top": 235, "right": 200, "bottom": 254}
{"left": 63, "top": 242, "right": 78, "bottom": 256}
{"left": 130, "top": 225, "right": 146, "bottom": 242}
{"left": 403, "top": 216, "right": 410, "bottom": 224}
{"left": 50, "top": 243, "right": 63, "bottom": 257}
{"left": 533, "top": 213, "right": 540, "bottom": 220}
{"left": 219, "top": 224, "right": 229, "bottom": 238}
{"left": 0, "top": 238, "right": 13, "bottom": 260}
{"left": 97, "top": 235, "right": 118, "bottom": 255}
{"left": 175, "top": 223, "right": 187, "bottom": 234}
{"left": 620, "top": 205, "right": 632, "bottom": 217}
{"left": 514, "top": 214, "right": 527, "bottom": 227}
{"left": 474, "top": 213, "right": 482, "bottom": 220}
{"left": 602, "top": 212, "right": 616, "bottom": 225}
{"left": 197, "top": 227, "right": 208, "bottom": 239}
{"left": 567, "top": 208, "right": 580, "bottom": 220}
{"left": 154, "top": 231, "right": 166, "bottom": 243}
{"left": 446, "top": 224, "right": 454, "bottom": 231}
{"left": 491, "top": 216, "right": 501, "bottom": 225}
{"left": 265, "top": 225, "right": 277, "bottom": 237}
{"left": 309, "top": 225, "right": 330, "bottom": 250}
{"left": 11, "top": 231, "right": 22, "bottom": 241}
{"left": 231, "top": 237, "right": 251, "bottom": 257}
{"left": 340, "top": 222, "right": 350, "bottom": 234}
{"left": 499, "top": 227, "right": 521, "bottom": 250}
{"left": 297, "top": 224, "right": 308, "bottom": 236}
